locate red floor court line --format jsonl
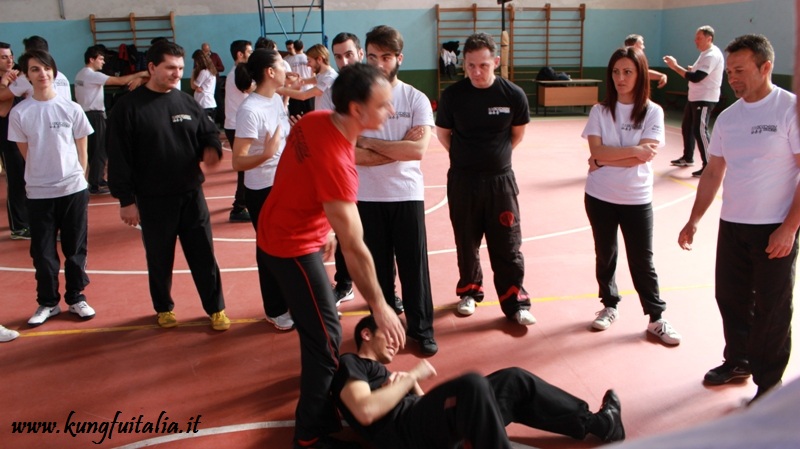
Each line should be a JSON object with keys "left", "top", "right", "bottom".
{"left": 0, "top": 118, "right": 797, "bottom": 449}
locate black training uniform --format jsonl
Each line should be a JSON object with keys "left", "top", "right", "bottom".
{"left": 107, "top": 86, "right": 225, "bottom": 315}
{"left": 436, "top": 77, "right": 531, "bottom": 317}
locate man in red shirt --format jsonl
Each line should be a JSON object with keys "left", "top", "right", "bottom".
{"left": 257, "top": 63, "right": 406, "bottom": 449}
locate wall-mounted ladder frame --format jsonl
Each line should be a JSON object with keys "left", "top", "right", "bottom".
{"left": 257, "top": 0, "right": 326, "bottom": 46}
{"left": 89, "top": 11, "right": 176, "bottom": 49}
{"left": 435, "top": 3, "right": 586, "bottom": 105}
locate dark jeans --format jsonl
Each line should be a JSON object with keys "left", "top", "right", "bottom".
{"left": 681, "top": 100, "right": 715, "bottom": 166}
{"left": 85, "top": 111, "right": 108, "bottom": 188}
{"left": 447, "top": 168, "right": 530, "bottom": 317}
{"left": 27, "top": 189, "right": 89, "bottom": 306}
{"left": 264, "top": 250, "right": 342, "bottom": 443}
{"left": 136, "top": 188, "right": 225, "bottom": 315}
{"left": 715, "top": 220, "right": 796, "bottom": 389}
{"left": 393, "top": 368, "right": 593, "bottom": 449}
{"left": 245, "top": 186, "right": 289, "bottom": 318}
{"left": 584, "top": 194, "right": 666, "bottom": 316}
{"left": 358, "top": 200, "right": 434, "bottom": 340}
{"left": 224, "top": 129, "right": 247, "bottom": 210}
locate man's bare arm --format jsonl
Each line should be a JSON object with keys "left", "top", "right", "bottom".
{"left": 339, "top": 360, "right": 436, "bottom": 426}
{"left": 765, "top": 153, "right": 800, "bottom": 259}
{"left": 678, "top": 155, "right": 726, "bottom": 250}
{"left": 105, "top": 71, "right": 148, "bottom": 87}
{"left": 510, "top": 124, "right": 526, "bottom": 150}
{"left": 277, "top": 86, "right": 323, "bottom": 101}
{"left": 435, "top": 126, "right": 452, "bottom": 152}
{"left": 358, "top": 125, "right": 432, "bottom": 162}
{"left": 355, "top": 146, "right": 394, "bottom": 166}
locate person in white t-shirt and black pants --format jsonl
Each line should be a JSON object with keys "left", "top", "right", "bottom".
{"left": 355, "top": 25, "right": 438, "bottom": 355}
{"left": 8, "top": 50, "right": 96, "bottom": 327}
{"left": 583, "top": 47, "right": 681, "bottom": 346}
{"left": 224, "top": 39, "right": 254, "bottom": 223}
{"left": 74, "top": 45, "right": 148, "bottom": 195}
{"left": 284, "top": 40, "right": 315, "bottom": 116}
{"left": 279, "top": 44, "right": 338, "bottom": 113}
{"left": 230, "top": 48, "right": 294, "bottom": 332}
{"left": 679, "top": 34, "right": 799, "bottom": 403}
{"left": 664, "top": 25, "right": 725, "bottom": 178}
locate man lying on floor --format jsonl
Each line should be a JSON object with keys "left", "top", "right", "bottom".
{"left": 331, "top": 315, "right": 626, "bottom": 448}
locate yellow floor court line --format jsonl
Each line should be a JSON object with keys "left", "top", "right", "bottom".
{"left": 16, "top": 284, "right": 714, "bottom": 338}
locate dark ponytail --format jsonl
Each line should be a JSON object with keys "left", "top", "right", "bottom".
{"left": 235, "top": 48, "right": 280, "bottom": 92}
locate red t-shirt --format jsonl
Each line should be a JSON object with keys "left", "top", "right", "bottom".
{"left": 257, "top": 110, "right": 358, "bottom": 258}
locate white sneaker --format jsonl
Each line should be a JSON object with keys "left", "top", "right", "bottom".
{"left": 456, "top": 296, "right": 476, "bottom": 316}
{"left": 28, "top": 305, "right": 61, "bottom": 327}
{"left": 68, "top": 301, "right": 96, "bottom": 320}
{"left": 266, "top": 311, "right": 295, "bottom": 331}
{"left": 333, "top": 285, "right": 355, "bottom": 307}
{"left": 515, "top": 309, "right": 537, "bottom": 326}
{"left": 647, "top": 318, "right": 681, "bottom": 345}
{"left": 0, "top": 325, "right": 19, "bottom": 342}
{"left": 592, "top": 307, "right": 619, "bottom": 330}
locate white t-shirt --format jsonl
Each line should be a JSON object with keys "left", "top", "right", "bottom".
{"left": 689, "top": 44, "right": 724, "bottom": 102}
{"left": 582, "top": 101, "right": 665, "bottom": 205}
{"left": 8, "top": 95, "right": 92, "bottom": 199}
{"left": 74, "top": 66, "right": 110, "bottom": 111}
{"left": 235, "top": 92, "right": 290, "bottom": 190}
{"left": 314, "top": 68, "right": 338, "bottom": 112}
{"left": 286, "top": 53, "right": 313, "bottom": 91}
{"left": 224, "top": 66, "right": 249, "bottom": 130}
{"left": 193, "top": 69, "right": 217, "bottom": 109}
{"left": 709, "top": 87, "right": 800, "bottom": 224}
{"left": 10, "top": 71, "right": 72, "bottom": 100}
{"left": 357, "top": 81, "right": 434, "bottom": 202}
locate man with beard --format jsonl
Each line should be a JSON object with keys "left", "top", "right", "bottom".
{"left": 355, "top": 25, "right": 438, "bottom": 355}
{"left": 280, "top": 44, "right": 338, "bottom": 112}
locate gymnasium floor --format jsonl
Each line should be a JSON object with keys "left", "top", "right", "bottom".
{"left": 1, "top": 113, "right": 798, "bottom": 449}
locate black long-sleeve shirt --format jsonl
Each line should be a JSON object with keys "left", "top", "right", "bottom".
{"left": 107, "top": 86, "right": 222, "bottom": 207}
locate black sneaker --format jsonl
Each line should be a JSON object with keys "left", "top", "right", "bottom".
{"left": 419, "top": 338, "right": 438, "bottom": 356}
{"left": 599, "top": 389, "right": 625, "bottom": 443}
{"left": 692, "top": 167, "right": 705, "bottom": 177}
{"left": 89, "top": 185, "right": 110, "bottom": 195}
{"left": 408, "top": 335, "right": 439, "bottom": 356}
{"left": 10, "top": 228, "right": 31, "bottom": 240}
{"left": 229, "top": 208, "right": 251, "bottom": 223}
{"left": 333, "top": 286, "right": 354, "bottom": 307}
{"left": 392, "top": 294, "right": 404, "bottom": 315}
{"left": 748, "top": 381, "right": 782, "bottom": 406}
{"left": 704, "top": 362, "right": 751, "bottom": 385}
{"left": 670, "top": 157, "right": 694, "bottom": 167}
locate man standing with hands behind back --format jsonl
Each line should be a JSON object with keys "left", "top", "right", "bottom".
{"left": 435, "top": 32, "right": 535, "bottom": 326}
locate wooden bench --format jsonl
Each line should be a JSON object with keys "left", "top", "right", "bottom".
{"left": 534, "top": 79, "right": 602, "bottom": 116}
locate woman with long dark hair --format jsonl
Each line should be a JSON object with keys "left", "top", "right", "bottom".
{"left": 231, "top": 49, "right": 293, "bottom": 330}
{"left": 582, "top": 46, "right": 681, "bottom": 345}
{"left": 190, "top": 49, "right": 217, "bottom": 122}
